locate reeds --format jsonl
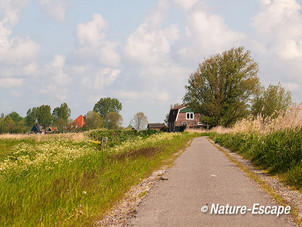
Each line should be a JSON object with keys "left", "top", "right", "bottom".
{"left": 214, "top": 103, "right": 302, "bottom": 134}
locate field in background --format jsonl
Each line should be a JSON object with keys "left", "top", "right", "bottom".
{"left": 0, "top": 129, "right": 199, "bottom": 226}
{"left": 210, "top": 103, "right": 302, "bottom": 190}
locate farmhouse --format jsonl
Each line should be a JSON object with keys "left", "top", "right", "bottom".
{"left": 70, "top": 115, "right": 85, "bottom": 128}
{"left": 46, "top": 126, "right": 58, "bottom": 133}
{"left": 31, "top": 124, "right": 44, "bottom": 134}
{"left": 168, "top": 104, "right": 201, "bottom": 132}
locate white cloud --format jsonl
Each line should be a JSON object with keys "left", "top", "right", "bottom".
{"left": 0, "top": 77, "right": 23, "bottom": 88}
{"left": 250, "top": 0, "right": 302, "bottom": 89}
{"left": 74, "top": 14, "right": 120, "bottom": 67}
{"left": 94, "top": 68, "right": 120, "bottom": 90}
{"left": 178, "top": 6, "right": 246, "bottom": 63}
{"left": 38, "top": 0, "right": 66, "bottom": 22}
{"left": 0, "top": 1, "right": 39, "bottom": 66}
{"left": 125, "top": 24, "right": 179, "bottom": 66}
{"left": 76, "top": 14, "right": 108, "bottom": 47}
{"left": 252, "top": 0, "right": 302, "bottom": 59}
{"left": 174, "top": 0, "right": 199, "bottom": 11}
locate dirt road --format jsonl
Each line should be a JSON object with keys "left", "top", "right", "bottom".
{"left": 130, "top": 137, "right": 295, "bottom": 226}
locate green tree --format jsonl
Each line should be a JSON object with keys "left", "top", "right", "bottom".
{"left": 15, "top": 120, "right": 28, "bottom": 133}
{"left": 251, "top": 83, "right": 292, "bottom": 119}
{"left": 85, "top": 111, "right": 103, "bottom": 129}
{"left": 131, "top": 112, "right": 148, "bottom": 130}
{"left": 52, "top": 103, "right": 71, "bottom": 130}
{"left": 3, "top": 116, "right": 15, "bottom": 133}
{"left": 93, "top": 97, "right": 122, "bottom": 118}
{"left": 25, "top": 107, "right": 38, "bottom": 127}
{"left": 37, "top": 105, "right": 53, "bottom": 127}
{"left": 7, "top": 112, "right": 23, "bottom": 123}
{"left": 104, "top": 112, "right": 123, "bottom": 129}
{"left": 184, "top": 47, "right": 260, "bottom": 127}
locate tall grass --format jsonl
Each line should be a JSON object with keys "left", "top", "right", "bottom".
{"left": 0, "top": 130, "right": 198, "bottom": 226}
{"left": 210, "top": 103, "right": 302, "bottom": 190}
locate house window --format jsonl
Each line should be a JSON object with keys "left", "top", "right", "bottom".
{"left": 186, "top": 112, "right": 194, "bottom": 120}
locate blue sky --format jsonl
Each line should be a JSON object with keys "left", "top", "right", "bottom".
{"left": 1, "top": 0, "right": 302, "bottom": 126}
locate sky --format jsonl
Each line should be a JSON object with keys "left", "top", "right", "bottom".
{"left": 1, "top": 0, "right": 302, "bottom": 126}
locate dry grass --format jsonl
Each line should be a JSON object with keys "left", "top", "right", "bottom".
{"left": 0, "top": 132, "right": 87, "bottom": 142}
{"left": 213, "top": 103, "right": 302, "bottom": 134}
{"left": 184, "top": 128, "right": 208, "bottom": 133}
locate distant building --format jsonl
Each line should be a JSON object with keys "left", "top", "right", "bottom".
{"left": 70, "top": 115, "right": 85, "bottom": 128}
{"left": 147, "top": 123, "right": 166, "bottom": 131}
{"left": 31, "top": 124, "right": 44, "bottom": 134}
{"left": 168, "top": 105, "right": 201, "bottom": 132}
{"left": 46, "top": 126, "right": 58, "bottom": 133}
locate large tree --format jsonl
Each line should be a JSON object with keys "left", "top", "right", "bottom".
{"left": 37, "top": 105, "right": 53, "bottom": 127}
{"left": 251, "top": 83, "right": 292, "bottom": 119}
{"left": 85, "top": 111, "right": 103, "bottom": 129}
{"left": 131, "top": 112, "right": 148, "bottom": 130}
{"left": 184, "top": 47, "right": 260, "bottom": 127}
{"left": 25, "top": 107, "right": 39, "bottom": 127}
{"left": 104, "top": 112, "right": 123, "bottom": 129}
{"left": 52, "top": 103, "right": 71, "bottom": 130}
{"left": 93, "top": 97, "right": 122, "bottom": 118}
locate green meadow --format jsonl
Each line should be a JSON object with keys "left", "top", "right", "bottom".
{"left": 0, "top": 130, "right": 198, "bottom": 226}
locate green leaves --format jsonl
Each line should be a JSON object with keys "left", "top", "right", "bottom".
{"left": 93, "top": 97, "right": 122, "bottom": 119}
{"left": 184, "top": 47, "right": 260, "bottom": 127}
{"left": 251, "top": 83, "right": 292, "bottom": 120}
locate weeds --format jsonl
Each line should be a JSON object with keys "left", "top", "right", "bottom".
{"left": 0, "top": 130, "right": 198, "bottom": 226}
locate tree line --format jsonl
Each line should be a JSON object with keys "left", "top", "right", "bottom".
{"left": 184, "top": 47, "right": 292, "bottom": 127}
{"left": 0, "top": 97, "right": 149, "bottom": 134}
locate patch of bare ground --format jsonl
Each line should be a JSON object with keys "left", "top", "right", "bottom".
{"left": 210, "top": 139, "right": 302, "bottom": 227}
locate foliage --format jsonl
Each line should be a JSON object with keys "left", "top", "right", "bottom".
{"left": 0, "top": 115, "right": 28, "bottom": 134}
{"left": 251, "top": 82, "right": 292, "bottom": 119}
{"left": 93, "top": 97, "right": 122, "bottom": 119}
{"left": 52, "top": 103, "right": 71, "bottom": 130}
{"left": 104, "top": 112, "right": 123, "bottom": 129}
{"left": 184, "top": 47, "right": 260, "bottom": 127}
{"left": 210, "top": 129, "right": 302, "bottom": 189}
{"left": 88, "top": 129, "right": 159, "bottom": 147}
{"left": 25, "top": 107, "right": 39, "bottom": 127}
{"left": 85, "top": 111, "right": 103, "bottom": 129}
{"left": 0, "top": 131, "right": 198, "bottom": 226}
{"left": 7, "top": 112, "right": 24, "bottom": 123}
{"left": 130, "top": 112, "right": 148, "bottom": 130}
{"left": 37, "top": 105, "right": 53, "bottom": 127}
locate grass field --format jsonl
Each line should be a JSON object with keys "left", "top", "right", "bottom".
{"left": 0, "top": 130, "right": 199, "bottom": 226}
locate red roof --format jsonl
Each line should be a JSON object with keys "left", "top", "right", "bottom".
{"left": 71, "top": 115, "right": 85, "bottom": 128}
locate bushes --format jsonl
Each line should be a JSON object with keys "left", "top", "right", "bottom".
{"left": 87, "top": 129, "right": 159, "bottom": 148}
{"left": 211, "top": 130, "right": 302, "bottom": 189}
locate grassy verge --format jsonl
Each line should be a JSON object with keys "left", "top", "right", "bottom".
{"left": 0, "top": 131, "right": 199, "bottom": 226}
{"left": 207, "top": 137, "right": 302, "bottom": 226}
{"left": 208, "top": 130, "right": 302, "bottom": 190}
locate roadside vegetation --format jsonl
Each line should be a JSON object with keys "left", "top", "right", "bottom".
{"left": 0, "top": 129, "right": 198, "bottom": 226}
{"left": 182, "top": 47, "right": 301, "bottom": 191}
{"left": 209, "top": 104, "right": 302, "bottom": 190}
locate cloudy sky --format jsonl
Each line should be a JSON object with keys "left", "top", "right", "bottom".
{"left": 1, "top": 0, "right": 302, "bottom": 125}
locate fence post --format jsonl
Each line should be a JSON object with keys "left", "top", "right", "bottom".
{"left": 100, "top": 137, "right": 103, "bottom": 150}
